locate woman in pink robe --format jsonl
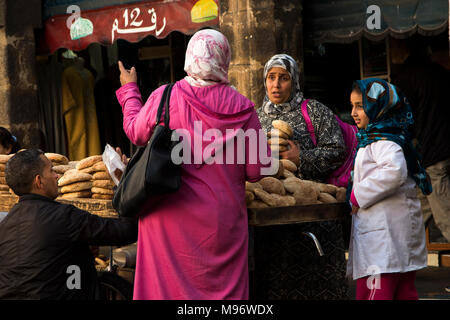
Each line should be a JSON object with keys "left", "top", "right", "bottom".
{"left": 116, "top": 30, "right": 271, "bottom": 300}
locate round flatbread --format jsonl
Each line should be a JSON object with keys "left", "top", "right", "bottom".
{"left": 272, "top": 120, "right": 293, "bottom": 137}
{"left": 92, "top": 161, "right": 107, "bottom": 172}
{"left": 0, "top": 177, "right": 6, "bottom": 184}
{"left": 60, "top": 190, "right": 92, "bottom": 199}
{"left": 92, "top": 179, "right": 115, "bottom": 189}
{"left": 45, "top": 153, "right": 69, "bottom": 165}
{"left": 0, "top": 184, "right": 9, "bottom": 191}
{"left": 58, "top": 170, "right": 92, "bottom": 187}
{"left": 0, "top": 154, "right": 13, "bottom": 164}
{"left": 93, "top": 171, "right": 111, "bottom": 180}
{"left": 92, "top": 193, "right": 114, "bottom": 200}
{"left": 76, "top": 155, "right": 103, "bottom": 170}
{"left": 60, "top": 181, "right": 93, "bottom": 194}
{"left": 91, "top": 187, "right": 114, "bottom": 195}
{"left": 52, "top": 165, "right": 74, "bottom": 175}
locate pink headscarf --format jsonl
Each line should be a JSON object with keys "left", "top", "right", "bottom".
{"left": 184, "top": 29, "right": 231, "bottom": 87}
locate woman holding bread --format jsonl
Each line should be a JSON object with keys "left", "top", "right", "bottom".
{"left": 257, "top": 54, "right": 346, "bottom": 181}
{"left": 116, "top": 30, "right": 270, "bottom": 300}
{"left": 254, "top": 54, "right": 349, "bottom": 299}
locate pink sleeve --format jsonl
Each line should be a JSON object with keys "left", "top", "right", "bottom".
{"left": 350, "top": 190, "right": 359, "bottom": 207}
{"left": 244, "top": 110, "right": 272, "bottom": 182}
{"left": 116, "top": 82, "right": 165, "bottom": 146}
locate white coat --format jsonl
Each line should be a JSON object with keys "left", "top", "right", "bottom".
{"left": 346, "top": 140, "right": 428, "bottom": 280}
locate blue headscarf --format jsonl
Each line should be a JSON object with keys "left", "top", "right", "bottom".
{"left": 350, "top": 78, "right": 432, "bottom": 196}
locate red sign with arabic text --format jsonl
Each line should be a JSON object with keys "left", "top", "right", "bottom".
{"left": 38, "top": 0, "right": 219, "bottom": 54}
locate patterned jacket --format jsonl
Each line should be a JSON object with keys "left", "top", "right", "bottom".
{"left": 257, "top": 98, "right": 346, "bottom": 181}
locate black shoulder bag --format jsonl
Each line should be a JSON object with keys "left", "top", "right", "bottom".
{"left": 113, "top": 83, "right": 181, "bottom": 217}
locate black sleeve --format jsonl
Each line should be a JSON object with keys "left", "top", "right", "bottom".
{"left": 65, "top": 205, "right": 138, "bottom": 246}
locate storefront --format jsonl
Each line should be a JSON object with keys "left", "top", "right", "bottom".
{"left": 301, "top": 0, "right": 449, "bottom": 122}
{"left": 35, "top": 0, "right": 220, "bottom": 160}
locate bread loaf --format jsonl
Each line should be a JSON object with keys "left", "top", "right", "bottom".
{"left": 317, "top": 183, "right": 337, "bottom": 196}
{"left": 93, "top": 171, "right": 111, "bottom": 180}
{"left": 254, "top": 188, "right": 277, "bottom": 207}
{"left": 336, "top": 187, "right": 347, "bottom": 202}
{"left": 0, "top": 154, "right": 13, "bottom": 164}
{"left": 0, "top": 177, "right": 6, "bottom": 184}
{"left": 281, "top": 169, "right": 295, "bottom": 179}
{"left": 245, "top": 191, "right": 255, "bottom": 205}
{"left": 58, "top": 170, "right": 92, "bottom": 187}
{"left": 45, "top": 153, "right": 69, "bottom": 165}
{"left": 52, "top": 165, "right": 73, "bottom": 175}
{"left": 292, "top": 184, "right": 319, "bottom": 205}
{"left": 247, "top": 200, "right": 269, "bottom": 209}
{"left": 268, "top": 137, "right": 289, "bottom": 146}
{"left": 92, "top": 161, "right": 107, "bottom": 172}
{"left": 0, "top": 163, "right": 5, "bottom": 171}
{"left": 258, "top": 177, "right": 286, "bottom": 195}
{"left": 60, "top": 181, "right": 93, "bottom": 194}
{"left": 282, "top": 176, "right": 303, "bottom": 193}
{"left": 60, "top": 190, "right": 92, "bottom": 198}
{"left": 91, "top": 187, "right": 114, "bottom": 195}
{"left": 267, "top": 128, "right": 289, "bottom": 140}
{"left": 280, "top": 159, "right": 297, "bottom": 173}
{"left": 92, "top": 193, "right": 114, "bottom": 200}
{"left": 92, "top": 179, "right": 115, "bottom": 189}
{"left": 272, "top": 120, "right": 293, "bottom": 137}
{"left": 318, "top": 192, "right": 338, "bottom": 203}
{"left": 0, "top": 184, "right": 9, "bottom": 191}
{"left": 76, "top": 155, "right": 103, "bottom": 170}
{"left": 271, "top": 193, "right": 296, "bottom": 207}
{"left": 245, "top": 181, "right": 263, "bottom": 193}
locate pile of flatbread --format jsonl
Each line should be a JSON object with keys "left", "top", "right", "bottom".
{"left": 0, "top": 154, "right": 14, "bottom": 195}
{"left": 90, "top": 160, "right": 115, "bottom": 200}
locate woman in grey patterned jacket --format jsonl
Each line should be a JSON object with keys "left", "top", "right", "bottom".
{"left": 252, "top": 54, "right": 350, "bottom": 300}
{"left": 257, "top": 54, "right": 346, "bottom": 181}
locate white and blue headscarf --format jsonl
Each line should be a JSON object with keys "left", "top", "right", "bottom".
{"left": 261, "top": 54, "right": 304, "bottom": 115}
{"left": 351, "top": 78, "right": 432, "bottom": 195}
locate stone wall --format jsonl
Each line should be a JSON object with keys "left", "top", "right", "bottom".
{"left": 219, "top": 0, "right": 303, "bottom": 108}
{"left": 0, "top": 0, "right": 43, "bottom": 149}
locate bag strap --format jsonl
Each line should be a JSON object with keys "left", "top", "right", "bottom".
{"left": 300, "top": 99, "right": 317, "bottom": 146}
{"left": 155, "top": 83, "right": 174, "bottom": 127}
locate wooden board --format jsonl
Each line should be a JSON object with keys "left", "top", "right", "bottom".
{"left": 248, "top": 202, "right": 349, "bottom": 227}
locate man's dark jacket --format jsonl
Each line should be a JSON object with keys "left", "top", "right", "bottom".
{"left": 0, "top": 194, "right": 137, "bottom": 299}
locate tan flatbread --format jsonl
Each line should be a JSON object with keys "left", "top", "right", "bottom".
{"left": 280, "top": 159, "right": 297, "bottom": 173}
{"left": 92, "top": 180, "right": 115, "bottom": 189}
{"left": 267, "top": 128, "right": 289, "bottom": 140}
{"left": 80, "top": 166, "right": 97, "bottom": 174}
{"left": 58, "top": 170, "right": 92, "bottom": 187}
{"left": 60, "top": 190, "right": 92, "bottom": 199}
{"left": 92, "top": 193, "right": 114, "bottom": 200}
{"left": 61, "top": 181, "right": 93, "bottom": 194}
{"left": 93, "top": 171, "right": 111, "bottom": 180}
{"left": 272, "top": 120, "right": 293, "bottom": 137}
{"left": 45, "top": 153, "right": 69, "bottom": 165}
{"left": 76, "top": 155, "right": 103, "bottom": 170}
{"left": 68, "top": 161, "right": 78, "bottom": 168}
{"left": 0, "top": 171, "right": 4, "bottom": 177}
{"left": 0, "top": 177, "right": 6, "bottom": 184}
{"left": 0, "top": 184, "right": 9, "bottom": 191}
{"left": 0, "top": 163, "right": 5, "bottom": 171}
{"left": 92, "top": 161, "right": 107, "bottom": 172}
{"left": 52, "top": 165, "right": 74, "bottom": 175}
{"left": 91, "top": 187, "right": 114, "bottom": 195}
{"left": 0, "top": 154, "right": 13, "bottom": 164}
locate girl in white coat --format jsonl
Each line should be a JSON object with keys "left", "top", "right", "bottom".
{"left": 347, "top": 78, "right": 432, "bottom": 300}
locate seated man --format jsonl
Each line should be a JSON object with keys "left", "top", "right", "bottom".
{"left": 0, "top": 149, "right": 137, "bottom": 299}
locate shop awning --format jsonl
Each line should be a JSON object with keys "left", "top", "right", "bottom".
{"left": 37, "top": 0, "right": 219, "bottom": 54}
{"left": 303, "top": 0, "right": 449, "bottom": 45}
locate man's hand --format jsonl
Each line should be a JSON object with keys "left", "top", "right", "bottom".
{"left": 280, "top": 140, "right": 300, "bottom": 167}
{"left": 118, "top": 61, "right": 137, "bottom": 86}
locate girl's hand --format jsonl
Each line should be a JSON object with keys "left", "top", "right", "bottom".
{"left": 280, "top": 140, "right": 300, "bottom": 167}
{"left": 351, "top": 205, "right": 359, "bottom": 215}
{"left": 118, "top": 61, "right": 137, "bottom": 86}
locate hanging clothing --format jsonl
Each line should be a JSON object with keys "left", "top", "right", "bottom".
{"left": 61, "top": 62, "right": 101, "bottom": 160}
{"left": 36, "top": 55, "right": 67, "bottom": 155}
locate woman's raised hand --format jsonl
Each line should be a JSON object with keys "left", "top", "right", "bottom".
{"left": 118, "top": 61, "right": 137, "bottom": 86}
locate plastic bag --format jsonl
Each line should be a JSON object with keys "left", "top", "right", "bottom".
{"left": 102, "top": 144, "right": 126, "bottom": 186}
